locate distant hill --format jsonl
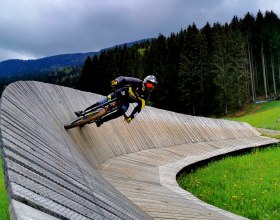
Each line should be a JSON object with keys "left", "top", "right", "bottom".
{"left": 0, "top": 38, "right": 152, "bottom": 82}
{"left": 0, "top": 52, "right": 98, "bottom": 81}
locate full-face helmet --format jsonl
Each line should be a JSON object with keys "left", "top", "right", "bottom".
{"left": 143, "top": 75, "right": 158, "bottom": 92}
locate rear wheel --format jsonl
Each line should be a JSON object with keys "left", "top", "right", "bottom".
{"left": 64, "top": 108, "right": 106, "bottom": 130}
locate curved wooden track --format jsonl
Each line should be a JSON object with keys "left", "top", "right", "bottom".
{"left": 0, "top": 81, "right": 278, "bottom": 219}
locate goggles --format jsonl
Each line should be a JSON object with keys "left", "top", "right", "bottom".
{"left": 146, "top": 82, "right": 155, "bottom": 90}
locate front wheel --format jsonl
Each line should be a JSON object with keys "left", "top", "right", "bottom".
{"left": 64, "top": 108, "right": 106, "bottom": 130}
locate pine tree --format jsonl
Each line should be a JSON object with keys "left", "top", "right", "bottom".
{"left": 144, "top": 34, "right": 169, "bottom": 109}
{"left": 78, "top": 56, "right": 93, "bottom": 91}
{"left": 229, "top": 28, "right": 250, "bottom": 109}
{"left": 211, "top": 23, "right": 234, "bottom": 115}
{"left": 178, "top": 24, "right": 207, "bottom": 115}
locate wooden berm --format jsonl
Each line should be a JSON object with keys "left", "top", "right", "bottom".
{"left": 0, "top": 81, "right": 278, "bottom": 219}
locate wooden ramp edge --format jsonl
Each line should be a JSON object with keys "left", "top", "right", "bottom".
{"left": 0, "top": 81, "right": 278, "bottom": 220}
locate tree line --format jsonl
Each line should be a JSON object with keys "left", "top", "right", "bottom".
{"left": 78, "top": 10, "right": 280, "bottom": 116}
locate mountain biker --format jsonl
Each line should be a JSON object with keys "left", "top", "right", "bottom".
{"left": 74, "top": 75, "right": 158, "bottom": 127}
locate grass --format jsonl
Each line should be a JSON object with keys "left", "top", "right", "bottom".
{"left": 177, "top": 146, "right": 280, "bottom": 220}
{"left": 225, "top": 100, "right": 280, "bottom": 130}
{"left": 0, "top": 151, "right": 9, "bottom": 220}
{"left": 177, "top": 100, "right": 280, "bottom": 219}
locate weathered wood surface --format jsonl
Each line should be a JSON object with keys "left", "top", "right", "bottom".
{"left": 0, "top": 81, "right": 278, "bottom": 219}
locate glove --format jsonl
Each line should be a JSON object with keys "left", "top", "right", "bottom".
{"left": 124, "top": 115, "right": 132, "bottom": 123}
{"left": 111, "top": 80, "right": 118, "bottom": 88}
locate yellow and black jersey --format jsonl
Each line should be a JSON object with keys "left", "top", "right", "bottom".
{"left": 113, "top": 86, "right": 149, "bottom": 119}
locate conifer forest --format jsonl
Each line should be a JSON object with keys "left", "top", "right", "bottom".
{"left": 78, "top": 11, "right": 280, "bottom": 116}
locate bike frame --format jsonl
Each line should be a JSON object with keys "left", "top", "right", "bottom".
{"left": 83, "top": 98, "right": 118, "bottom": 116}
{"left": 64, "top": 97, "right": 120, "bottom": 130}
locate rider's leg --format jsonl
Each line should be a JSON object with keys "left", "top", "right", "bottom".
{"left": 96, "top": 102, "right": 128, "bottom": 127}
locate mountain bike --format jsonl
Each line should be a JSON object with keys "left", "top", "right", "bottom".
{"left": 64, "top": 98, "right": 118, "bottom": 130}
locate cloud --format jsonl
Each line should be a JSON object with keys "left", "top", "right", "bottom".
{"left": 258, "top": 0, "right": 280, "bottom": 11}
{"left": 0, "top": 0, "right": 278, "bottom": 61}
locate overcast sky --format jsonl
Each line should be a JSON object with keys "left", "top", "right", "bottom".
{"left": 0, "top": 0, "right": 279, "bottom": 62}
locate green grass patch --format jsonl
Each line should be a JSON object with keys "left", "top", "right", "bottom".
{"left": 177, "top": 146, "right": 280, "bottom": 220}
{"left": 0, "top": 152, "right": 9, "bottom": 220}
{"left": 225, "top": 100, "right": 280, "bottom": 130}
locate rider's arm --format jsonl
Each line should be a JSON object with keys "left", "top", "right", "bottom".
{"left": 114, "top": 76, "right": 142, "bottom": 88}
{"left": 129, "top": 98, "right": 145, "bottom": 120}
